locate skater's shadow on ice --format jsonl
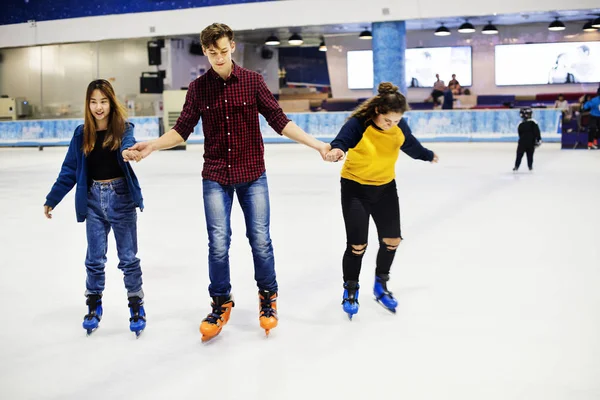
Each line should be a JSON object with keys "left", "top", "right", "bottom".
{"left": 229, "top": 307, "right": 260, "bottom": 332}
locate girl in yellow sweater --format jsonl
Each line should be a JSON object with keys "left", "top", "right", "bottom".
{"left": 326, "top": 82, "right": 438, "bottom": 319}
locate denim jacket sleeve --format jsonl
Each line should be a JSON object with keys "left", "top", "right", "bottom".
{"left": 120, "top": 122, "right": 136, "bottom": 152}
{"left": 44, "top": 132, "right": 79, "bottom": 208}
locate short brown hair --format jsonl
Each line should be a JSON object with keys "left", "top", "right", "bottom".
{"left": 200, "top": 23, "right": 234, "bottom": 49}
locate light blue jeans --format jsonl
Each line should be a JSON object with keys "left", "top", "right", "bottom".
{"left": 85, "top": 178, "right": 143, "bottom": 298}
{"left": 202, "top": 172, "right": 277, "bottom": 296}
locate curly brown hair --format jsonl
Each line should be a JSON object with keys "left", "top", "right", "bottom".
{"left": 350, "top": 82, "right": 409, "bottom": 122}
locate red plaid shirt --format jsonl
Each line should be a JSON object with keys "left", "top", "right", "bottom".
{"left": 173, "top": 63, "right": 290, "bottom": 185}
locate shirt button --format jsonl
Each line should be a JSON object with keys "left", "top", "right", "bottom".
{"left": 225, "top": 100, "right": 228, "bottom": 103}
{"left": 227, "top": 132, "right": 230, "bottom": 135}
{"left": 243, "top": 102, "right": 246, "bottom": 105}
{"left": 226, "top": 116, "right": 229, "bottom": 119}
{"left": 224, "top": 83, "right": 226, "bottom": 86}
{"left": 206, "top": 106, "right": 209, "bottom": 109}
{"left": 228, "top": 148, "right": 231, "bottom": 151}
{"left": 228, "top": 165, "right": 231, "bottom": 168}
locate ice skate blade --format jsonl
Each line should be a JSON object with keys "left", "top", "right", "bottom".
{"left": 375, "top": 298, "right": 397, "bottom": 314}
{"left": 85, "top": 328, "right": 98, "bottom": 336}
{"left": 134, "top": 330, "right": 144, "bottom": 339}
{"left": 84, "top": 324, "right": 100, "bottom": 336}
{"left": 264, "top": 329, "right": 271, "bottom": 337}
{"left": 201, "top": 333, "right": 222, "bottom": 344}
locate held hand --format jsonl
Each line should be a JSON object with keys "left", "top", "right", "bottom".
{"left": 318, "top": 142, "right": 332, "bottom": 161}
{"left": 44, "top": 205, "right": 53, "bottom": 219}
{"left": 325, "top": 148, "right": 345, "bottom": 162}
{"left": 128, "top": 141, "right": 155, "bottom": 161}
{"left": 431, "top": 153, "right": 439, "bottom": 163}
{"left": 122, "top": 149, "right": 143, "bottom": 163}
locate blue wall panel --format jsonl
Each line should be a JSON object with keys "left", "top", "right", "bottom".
{"left": 2, "top": 0, "right": 265, "bottom": 25}
{"left": 0, "top": 109, "right": 562, "bottom": 147}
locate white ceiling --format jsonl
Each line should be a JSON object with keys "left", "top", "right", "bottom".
{"left": 229, "top": 8, "right": 600, "bottom": 46}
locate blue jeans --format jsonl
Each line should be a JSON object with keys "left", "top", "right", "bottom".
{"left": 202, "top": 172, "right": 277, "bottom": 296}
{"left": 85, "top": 178, "right": 143, "bottom": 298}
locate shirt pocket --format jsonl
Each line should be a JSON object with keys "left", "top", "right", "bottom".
{"left": 202, "top": 100, "right": 224, "bottom": 126}
{"left": 232, "top": 97, "right": 257, "bottom": 114}
{"left": 232, "top": 97, "right": 258, "bottom": 133}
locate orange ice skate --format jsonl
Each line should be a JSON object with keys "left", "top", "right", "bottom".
{"left": 258, "top": 290, "right": 278, "bottom": 336}
{"left": 200, "top": 295, "right": 234, "bottom": 342}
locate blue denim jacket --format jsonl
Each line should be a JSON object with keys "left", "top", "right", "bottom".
{"left": 45, "top": 123, "right": 144, "bottom": 222}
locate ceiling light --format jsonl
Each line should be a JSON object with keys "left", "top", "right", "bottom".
{"left": 265, "top": 35, "right": 280, "bottom": 46}
{"left": 434, "top": 24, "right": 451, "bottom": 36}
{"left": 482, "top": 21, "right": 498, "bottom": 35}
{"left": 288, "top": 33, "right": 303, "bottom": 46}
{"left": 458, "top": 21, "right": 475, "bottom": 33}
{"left": 359, "top": 30, "right": 372, "bottom": 40}
{"left": 582, "top": 21, "right": 597, "bottom": 32}
{"left": 548, "top": 17, "right": 566, "bottom": 31}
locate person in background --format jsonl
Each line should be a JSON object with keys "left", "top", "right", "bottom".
{"left": 582, "top": 88, "right": 600, "bottom": 149}
{"left": 442, "top": 88, "right": 454, "bottom": 110}
{"left": 430, "top": 74, "right": 445, "bottom": 105}
{"left": 553, "top": 94, "right": 571, "bottom": 123}
{"left": 448, "top": 74, "right": 459, "bottom": 87}
{"left": 513, "top": 107, "right": 541, "bottom": 172}
{"left": 576, "top": 94, "right": 592, "bottom": 132}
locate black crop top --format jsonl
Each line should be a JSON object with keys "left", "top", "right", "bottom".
{"left": 87, "top": 130, "right": 124, "bottom": 181}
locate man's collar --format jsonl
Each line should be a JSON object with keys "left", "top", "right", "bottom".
{"left": 208, "top": 61, "right": 239, "bottom": 81}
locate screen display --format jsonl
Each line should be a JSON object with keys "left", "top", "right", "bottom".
{"left": 347, "top": 46, "right": 473, "bottom": 89}
{"left": 495, "top": 42, "right": 600, "bottom": 85}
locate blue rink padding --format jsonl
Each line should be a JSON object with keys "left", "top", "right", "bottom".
{"left": 0, "top": 109, "right": 562, "bottom": 147}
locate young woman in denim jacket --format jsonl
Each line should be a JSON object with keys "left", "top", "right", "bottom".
{"left": 44, "top": 79, "right": 146, "bottom": 337}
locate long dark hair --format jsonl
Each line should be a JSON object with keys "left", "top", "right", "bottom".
{"left": 83, "top": 79, "right": 128, "bottom": 156}
{"left": 350, "top": 82, "right": 409, "bottom": 123}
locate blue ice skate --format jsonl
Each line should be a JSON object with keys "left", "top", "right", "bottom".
{"left": 128, "top": 296, "right": 146, "bottom": 338}
{"left": 342, "top": 281, "right": 360, "bottom": 320}
{"left": 374, "top": 275, "right": 398, "bottom": 313}
{"left": 83, "top": 294, "right": 103, "bottom": 336}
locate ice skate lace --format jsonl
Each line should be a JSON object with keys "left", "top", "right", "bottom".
{"left": 128, "top": 298, "right": 146, "bottom": 323}
{"left": 260, "top": 297, "right": 275, "bottom": 318}
{"left": 85, "top": 295, "right": 101, "bottom": 320}
{"left": 377, "top": 282, "right": 395, "bottom": 299}
{"left": 342, "top": 290, "right": 359, "bottom": 305}
{"left": 84, "top": 310, "right": 99, "bottom": 320}
{"left": 205, "top": 304, "right": 226, "bottom": 324}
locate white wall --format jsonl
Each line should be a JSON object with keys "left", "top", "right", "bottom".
{"left": 165, "top": 38, "right": 210, "bottom": 90}
{"left": 0, "top": 37, "right": 280, "bottom": 118}
{"left": 326, "top": 22, "right": 600, "bottom": 101}
{"left": 324, "top": 35, "right": 373, "bottom": 99}
{"left": 0, "top": 0, "right": 598, "bottom": 48}
{"left": 0, "top": 39, "right": 163, "bottom": 117}
{"left": 242, "top": 45, "right": 279, "bottom": 94}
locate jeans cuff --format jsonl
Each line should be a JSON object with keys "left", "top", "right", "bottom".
{"left": 127, "top": 289, "right": 144, "bottom": 299}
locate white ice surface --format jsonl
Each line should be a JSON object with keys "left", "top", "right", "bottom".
{"left": 0, "top": 143, "right": 599, "bottom": 400}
